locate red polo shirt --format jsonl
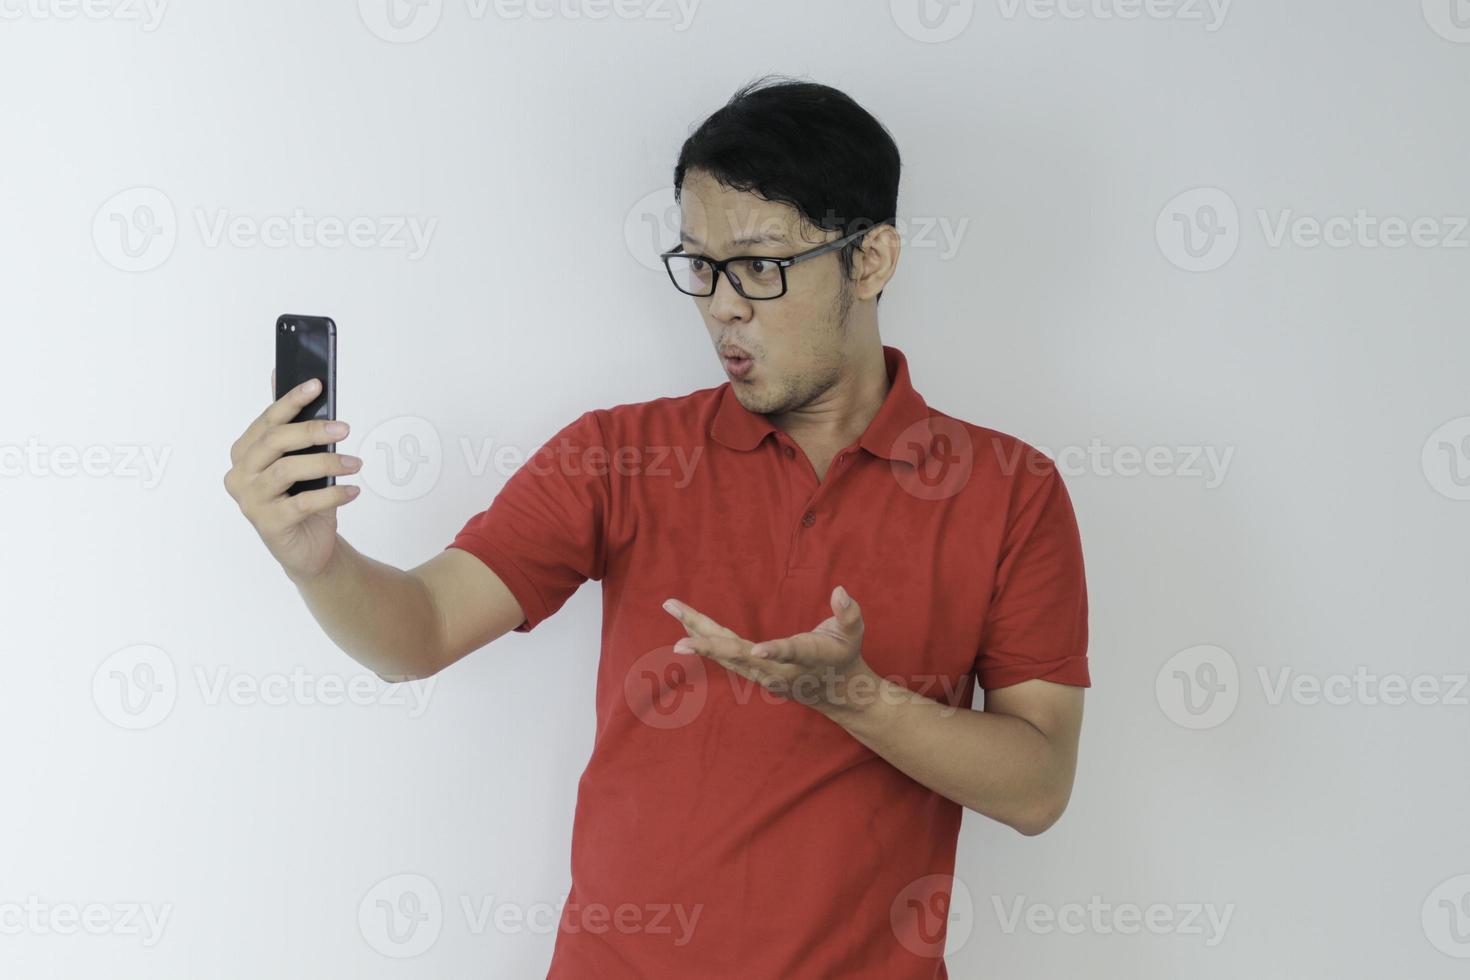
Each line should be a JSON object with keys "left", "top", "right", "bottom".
{"left": 447, "top": 345, "right": 1089, "bottom": 978}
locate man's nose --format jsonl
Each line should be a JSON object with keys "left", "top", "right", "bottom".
{"left": 708, "top": 269, "right": 751, "bottom": 322}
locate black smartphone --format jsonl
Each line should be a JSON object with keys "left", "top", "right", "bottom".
{"left": 274, "top": 314, "right": 337, "bottom": 496}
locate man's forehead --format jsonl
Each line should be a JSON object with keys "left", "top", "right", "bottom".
{"left": 677, "top": 175, "right": 803, "bottom": 248}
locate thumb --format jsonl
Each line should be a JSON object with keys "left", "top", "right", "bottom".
{"left": 830, "top": 585, "right": 862, "bottom": 635}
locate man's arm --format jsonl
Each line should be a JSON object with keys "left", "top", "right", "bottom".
{"left": 817, "top": 674, "right": 1084, "bottom": 836}
{"left": 288, "top": 541, "right": 526, "bottom": 682}
{"left": 665, "top": 591, "right": 1086, "bottom": 837}
{"left": 310, "top": 403, "right": 615, "bottom": 680}
{"left": 225, "top": 371, "right": 526, "bottom": 682}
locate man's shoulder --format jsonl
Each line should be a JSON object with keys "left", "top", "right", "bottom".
{"left": 574, "top": 384, "right": 727, "bottom": 446}
{"left": 599, "top": 383, "right": 726, "bottom": 418}
{"left": 922, "top": 405, "right": 1063, "bottom": 495}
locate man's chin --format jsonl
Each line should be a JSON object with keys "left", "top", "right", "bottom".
{"left": 731, "top": 385, "right": 777, "bottom": 415}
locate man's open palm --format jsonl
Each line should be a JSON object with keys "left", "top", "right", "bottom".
{"left": 661, "top": 586, "right": 868, "bottom": 707}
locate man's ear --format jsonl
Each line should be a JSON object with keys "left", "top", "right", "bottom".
{"left": 852, "top": 223, "right": 901, "bottom": 301}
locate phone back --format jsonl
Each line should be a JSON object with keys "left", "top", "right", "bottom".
{"left": 274, "top": 315, "right": 337, "bottom": 496}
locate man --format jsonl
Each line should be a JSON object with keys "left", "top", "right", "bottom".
{"left": 224, "top": 76, "right": 1089, "bottom": 978}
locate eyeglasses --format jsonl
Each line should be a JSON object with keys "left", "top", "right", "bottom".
{"left": 659, "top": 228, "right": 869, "bottom": 300}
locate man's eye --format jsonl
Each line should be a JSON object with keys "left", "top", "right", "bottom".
{"left": 690, "top": 259, "right": 708, "bottom": 272}
{"left": 739, "top": 259, "right": 782, "bottom": 279}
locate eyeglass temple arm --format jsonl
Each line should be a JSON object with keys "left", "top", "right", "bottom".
{"left": 785, "top": 228, "right": 870, "bottom": 266}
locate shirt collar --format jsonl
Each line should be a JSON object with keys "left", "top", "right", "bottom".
{"left": 710, "top": 345, "right": 932, "bottom": 463}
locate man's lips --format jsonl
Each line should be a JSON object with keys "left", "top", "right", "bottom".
{"left": 722, "top": 352, "right": 754, "bottom": 379}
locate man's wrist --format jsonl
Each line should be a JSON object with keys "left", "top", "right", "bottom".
{"left": 284, "top": 536, "right": 347, "bottom": 591}
{"left": 815, "top": 661, "right": 891, "bottom": 729}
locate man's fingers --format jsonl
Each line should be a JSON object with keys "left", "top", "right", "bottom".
{"left": 675, "top": 635, "right": 798, "bottom": 695}
{"left": 262, "top": 451, "right": 362, "bottom": 497}
{"left": 235, "top": 375, "right": 319, "bottom": 465}
{"left": 752, "top": 632, "right": 827, "bottom": 665}
{"left": 265, "top": 376, "right": 322, "bottom": 425}
{"left": 240, "top": 418, "right": 350, "bottom": 478}
{"left": 831, "top": 586, "right": 864, "bottom": 639}
{"left": 750, "top": 637, "right": 791, "bottom": 662}
{"left": 673, "top": 631, "right": 752, "bottom": 664}
{"left": 235, "top": 377, "right": 326, "bottom": 462}
{"left": 672, "top": 635, "right": 793, "bottom": 697}
{"left": 754, "top": 614, "right": 859, "bottom": 665}
{"left": 258, "top": 482, "right": 360, "bottom": 529}
{"left": 679, "top": 637, "right": 740, "bottom": 658}
{"left": 662, "top": 599, "right": 736, "bottom": 638}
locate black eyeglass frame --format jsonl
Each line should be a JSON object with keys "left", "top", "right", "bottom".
{"left": 659, "top": 228, "right": 870, "bottom": 300}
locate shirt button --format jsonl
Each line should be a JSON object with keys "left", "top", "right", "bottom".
{"left": 784, "top": 446, "right": 795, "bottom": 459}
{"left": 801, "top": 510, "right": 816, "bottom": 527}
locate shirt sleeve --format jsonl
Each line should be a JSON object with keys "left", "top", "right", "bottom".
{"left": 973, "top": 455, "right": 1091, "bottom": 690}
{"left": 445, "top": 409, "right": 611, "bottom": 633}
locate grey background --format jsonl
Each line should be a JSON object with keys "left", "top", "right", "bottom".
{"left": 2, "top": 0, "right": 1468, "bottom": 976}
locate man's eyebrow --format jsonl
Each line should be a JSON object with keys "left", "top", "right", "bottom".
{"left": 679, "top": 230, "right": 793, "bottom": 250}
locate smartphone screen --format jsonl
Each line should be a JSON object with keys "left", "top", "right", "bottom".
{"left": 274, "top": 315, "right": 337, "bottom": 496}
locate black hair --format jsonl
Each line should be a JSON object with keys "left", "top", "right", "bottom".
{"left": 673, "top": 75, "right": 901, "bottom": 301}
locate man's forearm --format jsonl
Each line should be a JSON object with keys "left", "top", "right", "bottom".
{"left": 286, "top": 536, "right": 446, "bottom": 681}
{"left": 815, "top": 669, "right": 1072, "bottom": 835}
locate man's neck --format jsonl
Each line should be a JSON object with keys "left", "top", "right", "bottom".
{"left": 771, "top": 340, "right": 891, "bottom": 463}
